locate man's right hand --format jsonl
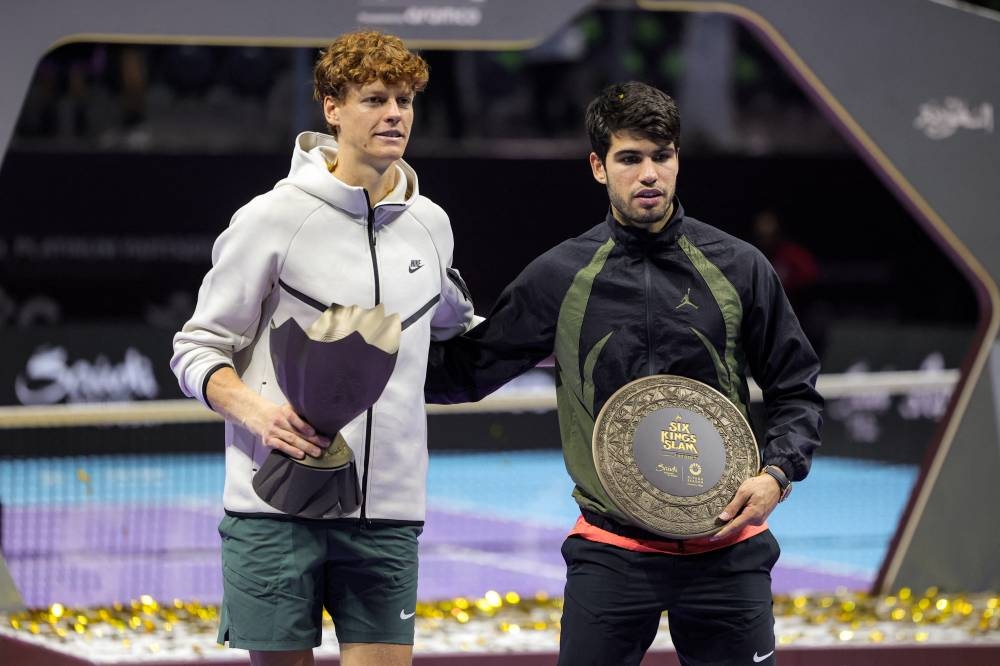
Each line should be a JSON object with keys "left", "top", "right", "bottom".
{"left": 253, "top": 402, "right": 330, "bottom": 459}
{"left": 204, "top": 367, "right": 329, "bottom": 459}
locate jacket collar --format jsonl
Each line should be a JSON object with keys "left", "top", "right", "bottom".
{"left": 605, "top": 198, "right": 686, "bottom": 252}
{"left": 278, "top": 131, "right": 418, "bottom": 227}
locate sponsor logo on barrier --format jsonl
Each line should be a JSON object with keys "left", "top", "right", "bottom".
{"left": 827, "top": 352, "right": 951, "bottom": 444}
{"left": 14, "top": 345, "right": 159, "bottom": 405}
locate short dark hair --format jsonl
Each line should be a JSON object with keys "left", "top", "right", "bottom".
{"left": 585, "top": 81, "right": 681, "bottom": 161}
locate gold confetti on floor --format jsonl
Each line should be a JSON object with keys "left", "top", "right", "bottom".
{"left": 3, "top": 588, "right": 998, "bottom": 661}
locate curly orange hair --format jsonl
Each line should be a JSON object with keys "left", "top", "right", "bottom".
{"left": 313, "top": 30, "right": 429, "bottom": 104}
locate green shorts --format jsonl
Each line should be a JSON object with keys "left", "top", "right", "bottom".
{"left": 217, "top": 514, "right": 421, "bottom": 651}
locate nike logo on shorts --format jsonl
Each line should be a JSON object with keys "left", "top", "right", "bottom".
{"left": 753, "top": 650, "right": 774, "bottom": 662}
{"left": 400, "top": 609, "right": 416, "bottom": 620}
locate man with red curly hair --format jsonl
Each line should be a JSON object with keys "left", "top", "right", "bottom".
{"left": 172, "top": 31, "right": 475, "bottom": 666}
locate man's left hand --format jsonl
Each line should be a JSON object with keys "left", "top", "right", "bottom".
{"left": 710, "top": 473, "right": 782, "bottom": 541}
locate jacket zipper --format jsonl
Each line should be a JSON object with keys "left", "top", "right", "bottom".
{"left": 644, "top": 257, "right": 653, "bottom": 376}
{"left": 359, "top": 194, "right": 379, "bottom": 527}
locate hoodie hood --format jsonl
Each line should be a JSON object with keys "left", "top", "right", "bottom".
{"left": 277, "top": 131, "right": 419, "bottom": 226}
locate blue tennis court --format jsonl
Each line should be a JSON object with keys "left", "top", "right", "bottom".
{"left": 0, "top": 451, "right": 916, "bottom": 608}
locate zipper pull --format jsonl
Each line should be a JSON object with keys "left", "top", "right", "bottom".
{"left": 364, "top": 190, "right": 376, "bottom": 247}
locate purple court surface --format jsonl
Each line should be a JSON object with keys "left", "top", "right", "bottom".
{"left": 1, "top": 452, "right": 902, "bottom": 608}
{"left": 4, "top": 504, "right": 866, "bottom": 609}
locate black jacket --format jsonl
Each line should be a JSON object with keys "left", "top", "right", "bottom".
{"left": 426, "top": 201, "right": 822, "bottom": 524}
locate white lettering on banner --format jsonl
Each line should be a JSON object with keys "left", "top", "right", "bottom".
{"left": 0, "top": 292, "right": 60, "bottom": 326}
{"left": 827, "top": 354, "right": 953, "bottom": 443}
{"left": 897, "top": 352, "right": 951, "bottom": 420}
{"left": 356, "top": 6, "right": 482, "bottom": 27}
{"left": 403, "top": 6, "right": 481, "bottom": 25}
{"left": 14, "top": 346, "right": 159, "bottom": 405}
{"left": 8, "top": 235, "right": 213, "bottom": 263}
{"left": 356, "top": 11, "right": 405, "bottom": 25}
{"left": 914, "top": 98, "right": 994, "bottom": 140}
{"left": 826, "top": 362, "right": 887, "bottom": 443}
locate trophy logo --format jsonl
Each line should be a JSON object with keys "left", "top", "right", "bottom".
{"left": 660, "top": 414, "right": 700, "bottom": 457}
{"left": 593, "top": 375, "right": 760, "bottom": 539}
{"left": 655, "top": 463, "right": 680, "bottom": 478}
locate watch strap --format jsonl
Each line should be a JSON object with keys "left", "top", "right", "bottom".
{"left": 759, "top": 464, "right": 792, "bottom": 502}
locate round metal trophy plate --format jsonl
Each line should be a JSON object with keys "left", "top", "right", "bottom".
{"left": 593, "top": 375, "right": 759, "bottom": 539}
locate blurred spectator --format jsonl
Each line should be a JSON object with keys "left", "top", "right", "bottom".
{"left": 16, "top": 44, "right": 149, "bottom": 147}
{"left": 159, "top": 45, "right": 216, "bottom": 97}
{"left": 11, "top": 10, "right": 856, "bottom": 155}
{"left": 118, "top": 47, "right": 148, "bottom": 129}
{"left": 752, "top": 209, "right": 819, "bottom": 300}
{"left": 220, "top": 47, "right": 280, "bottom": 99}
{"left": 16, "top": 44, "right": 106, "bottom": 139}
{"left": 420, "top": 50, "right": 466, "bottom": 139}
{"left": 752, "top": 208, "right": 826, "bottom": 354}
{"left": 523, "top": 22, "right": 587, "bottom": 136}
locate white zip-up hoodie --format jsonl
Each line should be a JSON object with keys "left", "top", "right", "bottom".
{"left": 171, "top": 131, "right": 474, "bottom": 522}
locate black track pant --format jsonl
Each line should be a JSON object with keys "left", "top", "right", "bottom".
{"left": 558, "top": 531, "right": 781, "bottom": 666}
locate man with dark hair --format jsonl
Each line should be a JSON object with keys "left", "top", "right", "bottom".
{"left": 172, "top": 31, "right": 474, "bottom": 666}
{"left": 426, "top": 81, "right": 822, "bottom": 665}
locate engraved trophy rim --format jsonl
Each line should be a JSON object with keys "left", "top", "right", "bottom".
{"left": 592, "top": 374, "right": 760, "bottom": 540}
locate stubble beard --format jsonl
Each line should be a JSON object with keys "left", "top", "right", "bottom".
{"left": 608, "top": 187, "right": 671, "bottom": 229}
